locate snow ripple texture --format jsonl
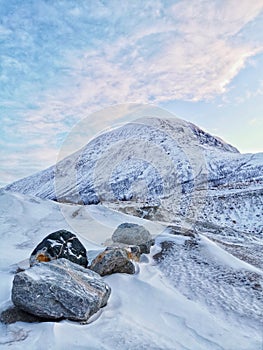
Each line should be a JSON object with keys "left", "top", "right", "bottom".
{"left": 156, "top": 235, "right": 263, "bottom": 329}
{"left": 0, "top": 192, "right": 262, "bottom": 349}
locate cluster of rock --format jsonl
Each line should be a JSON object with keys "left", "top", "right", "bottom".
{"left": 91, "top": 223, "right": 154, "bottom": 276}
{"left": 5, "top": 223, "right": 154, "bottom": 324}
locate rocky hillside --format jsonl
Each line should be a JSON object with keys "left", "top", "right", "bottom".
{"left": 3, "top": 117, "right": 263, "bottom": 236}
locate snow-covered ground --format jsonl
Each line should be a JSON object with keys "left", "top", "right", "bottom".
{"left": 0, "top": 191, "right": 262, "bottom": 350}
{"left": 1, "top": 117, "right": 263, "bottom": 349}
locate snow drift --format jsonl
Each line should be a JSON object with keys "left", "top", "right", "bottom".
{"left": 0, "top": 191, "right": 262, "bottom": 349}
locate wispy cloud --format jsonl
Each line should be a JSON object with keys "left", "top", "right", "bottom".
{"left": 1, "top": 0, "right": 263, "bottom": 185}
{"left": 19, "top": 0, "right": 262, "bottom": 127}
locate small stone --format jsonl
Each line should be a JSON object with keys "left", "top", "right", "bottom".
{"left": 125, "top": 245, "right": 141, "bottom": 261}
{"left": 0, "top": 306, "right": 50, "bottom": 324}
{"left": 29, "top": 230, "right": 88, "bottom": 267}
{"left": 137, "top": 239, "right": 155, "bottom": 254}
{"left": 12, "top": 258, "right": 111, "bottom": 321}
{"left": 89, "top": 247, "right": 135, "bottom": 276}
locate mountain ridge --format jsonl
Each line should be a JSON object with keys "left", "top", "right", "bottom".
{"left": 3, "top": 116, "right": 263, "bottom": 236}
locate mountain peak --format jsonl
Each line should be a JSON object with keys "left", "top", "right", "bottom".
{"left": 3, "top": 116, "right": 262, "bottom": 235}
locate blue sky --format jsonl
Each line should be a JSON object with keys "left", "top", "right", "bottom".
{"left": 1, "top": 0, "right": 263, "bottom": 186}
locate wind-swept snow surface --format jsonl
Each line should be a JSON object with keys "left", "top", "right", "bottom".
{"left": 0, "top": 192, "right": 262, "bottom": 349}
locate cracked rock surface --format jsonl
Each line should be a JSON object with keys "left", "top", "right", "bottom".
{"left": 12, "top": 258, "right": 111, "bottom": 321}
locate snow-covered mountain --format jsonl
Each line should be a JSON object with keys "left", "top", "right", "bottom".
{"left": 4, "top": 116, "right": 263, "bottom": 237}
{"left": 1, "top": 116, "right": 263, "bottom": 349}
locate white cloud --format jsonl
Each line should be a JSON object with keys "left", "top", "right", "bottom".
{"left": 34, "top": 0, "right": 262, "bottom": 112}
{"left": 170, "top": 0, "right": 263, "bottom": 36}
{"left": 1, "top": 0, "right": 263, "bottom": 185}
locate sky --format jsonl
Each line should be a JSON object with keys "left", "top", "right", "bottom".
{"left": 0, "top": 0, "right": 263, "bottom": 187}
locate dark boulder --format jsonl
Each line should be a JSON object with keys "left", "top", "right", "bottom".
{"left": 29, "top": 230, "right": 88, "bottom": 267}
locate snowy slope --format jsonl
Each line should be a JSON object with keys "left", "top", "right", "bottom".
{"left": 4, "top": 116, "right": 262, "bottom": 237}
{"left": 0, "top": 191, "right": 262, "bottom": 350}
{"left": 4, "top": 117, "right": 240, "bottom": 202}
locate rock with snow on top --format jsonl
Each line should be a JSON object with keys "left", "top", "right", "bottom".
{"left": 12, "top": 258, "right": 111, "bottom": 321}
{"left": 29, "top": 230, "right": 88, "bottom": 267}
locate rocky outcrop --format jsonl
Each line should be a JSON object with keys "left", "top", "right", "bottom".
{"left": 95, "top": 223, "right": 155, "bottom": 275}
{"left": 89, "top": 247, "right": 136, "bottom": 276}
{"left": 153, "top": 241, "right": 177, "bottom": 263}
{"left": 29, "top": 230, "right": 88, "bottom": 267}
{"left": 4, "top": 117, "right": 262, "bottom": 236}
{"left": 10, "top": 225, "right": 155, "bottom": 323}
{"left": 12, "top": 258, "right": 111, "bottom": 321}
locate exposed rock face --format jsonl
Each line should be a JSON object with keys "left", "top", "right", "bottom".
{"left": 4, "top": 117, "right": 262, "bottom": 237}
{"left": 29, "top": 230, "right": 88, "bottom": 267}
{"left": 153, "top": 241, "right": 177, "bottom": 263}
{"left": 89, "top": 247, "right": 135, "bottom": 276}
{"left": 12, "top": 258, "right": 111, "bottom": 321}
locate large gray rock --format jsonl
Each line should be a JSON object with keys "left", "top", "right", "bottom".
{"left": 29, "top": 230, "right": 88, "bottom": 268}
{"left": 12, "top": 258, "right": 111, "bottom": 321}
{"left": 112, "top": 223, "right": 154, "bottom": 254}
{"left": 89, "top": 247, "right": 135, "bottom": 276}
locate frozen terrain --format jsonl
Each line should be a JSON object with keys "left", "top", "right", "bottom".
{"left": 0, "top": 191, "right": 262, "bottom": 350}
{"left": 4, "top": 117, "right": 263, "bottom": 237}
{"left": 1, "top": 116, "right": 263, "bottom": 349}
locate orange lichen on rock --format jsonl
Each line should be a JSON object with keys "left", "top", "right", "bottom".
{"left": 96, "top": 253, "right": 105, "bottom": 261}
{"left": 126, "top": 251, "right": 140, "bottom": 262}
{"left": 36, "top": 254, "right": 51, "bottom": 262}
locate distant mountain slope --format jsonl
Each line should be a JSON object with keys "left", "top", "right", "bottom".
{"left": 3, "top": 117, "right": 263, "bottom": 235}
{"left": 2, "top": 116, "right": 240, "bottom": 201}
